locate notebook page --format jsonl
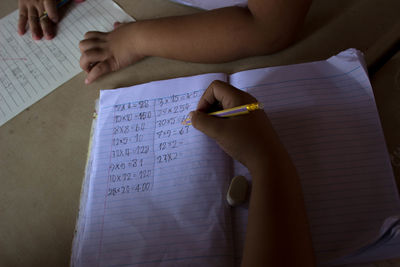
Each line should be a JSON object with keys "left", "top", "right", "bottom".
{"left": 229, "top": 49, "right": 400, "bottom": 265}
{"left": 71, "top": 101, "right": 99, "bottom": 264}
{"left": 0, "top": 0, "right": 133, "bottom": 127}
{"left": 71, "top": 73, "right": 236, "bottom": 266}
{"left": 333, "top": 216, "right": 400, "bottom": 265}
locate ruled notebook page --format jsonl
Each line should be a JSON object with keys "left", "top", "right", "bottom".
{"left": 0, "top": 0, "right": 133, "bottom": 126}
{"left": 71, "top": 73, "right": 235, "bottom": 266}
{"left": 229, "top": 49, "right": 400, "bottom": 265}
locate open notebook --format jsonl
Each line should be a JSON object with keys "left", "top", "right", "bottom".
{"left": 71, "top": 49, "right": 400, "bottom": 266}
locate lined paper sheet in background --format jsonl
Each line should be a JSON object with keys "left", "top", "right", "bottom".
{"left": 230, "top": 49, "right": 400, "bottom": 265}
{"left": 0, "top": 0, "right": 133, "bottom": 126}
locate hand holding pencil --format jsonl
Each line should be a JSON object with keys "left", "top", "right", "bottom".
{"left": 189, "top": 80, "right": 283, "bottom": 170}
{"left": 182, "top": 102, "right": 263, "bottom": 125}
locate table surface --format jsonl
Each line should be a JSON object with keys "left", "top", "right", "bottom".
{"left": 1, "top": 0, "right": 400, "bottom": 266}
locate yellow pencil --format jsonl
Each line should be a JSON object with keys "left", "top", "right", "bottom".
{"left": 182, "top": 102, "right": 262, "bottom": 126}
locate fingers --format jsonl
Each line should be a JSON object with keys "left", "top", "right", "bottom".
{"left": 80, "top": 48, "right": 108, "bottom": 72}
{"left": 80, "top": 32, "right": 107, "bottom": 55}
{"left": 43, "top": 0, "right": 58, "bottom": 22}
{"left": 197, "top": 80, "right": 257, "bottom": 111}
{"left": 18, "top": 7, "right": 28, "bottom": 35}
{"left": 190, "top": 111, "right": 227, "bottom": 140}
{"left": 80, "top": 31, "right": 111, "bottom": 82}
{"left": 79, "top": 38, "right": 105, "bottom": 53}
{"left": 28, "top": 6, "right": 42, "bottom": 40}
{"left": 83, "top": 31, "right": 107, "bottom": 40}
{"left": 80, "top": 31, "right": 112, "bottom": 84}
{"left": 85, "top": 62, "right": 112, "bottom": 84}
{"left": 40, "top": 17, "right": 56, "bottom": 40}
{"left": 17, "top": 0, "right": 60, "bottom": 39}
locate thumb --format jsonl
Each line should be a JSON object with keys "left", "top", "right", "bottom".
{"left": 190, "top": 111, "right": 225, "bottom": 140}
{"left": 85, "top": 62, "right": 111, "bottom": 84}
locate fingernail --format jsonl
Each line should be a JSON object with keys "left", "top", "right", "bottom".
{"left": 188, "top": 111, "right": 194, "bottom": 119}
{"left": 113, "top": 22, "right": 121, "bottom": 29}
{"left": 85, "top": 78, "right": 89, "bottom": 84}
{"left": 45, "top": 34, "right": 54, "bottom": 40}
{"left": 33, "top": 35, "right": 40, "bottom": 40}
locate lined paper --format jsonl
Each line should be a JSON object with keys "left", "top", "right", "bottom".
{"left": 229, "top": 49, "right": 400, "bottom": 265}
{"left": 0, "top": 0, "right": 133, "bottom": 126}
{"left": 72, "top": 49, "right": 400, "bottom": 266}
{"left": 71, "top": 73, "right": 236, "bottom": 266}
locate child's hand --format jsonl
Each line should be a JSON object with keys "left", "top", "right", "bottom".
{"left": 79, "top": 22, "right": 145, "bottom": 84}
{"left": 192, "top": 82, "right": 315, "bottom": 267}
{"left": 190, "top": 80, "right": 283, "bottom": 171}
{"left": 18, "top": 0, "right": 84, "bottom": 40}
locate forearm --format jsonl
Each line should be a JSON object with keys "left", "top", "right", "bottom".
{"left": 126, "top": 0, "right": 311, "bottom": 63}
{"left": 189, "top": 81, "right": 314, "bottom": 265}
{"left": 241, "top": 145, "right": 315, "bottom": 267}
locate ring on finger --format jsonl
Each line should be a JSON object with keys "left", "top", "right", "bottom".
{"left": 39, "top": 13, "right": 49, "bottom": 21}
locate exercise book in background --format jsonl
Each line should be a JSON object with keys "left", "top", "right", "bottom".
{"left": 0, "top": 0, "right": 133, "bottom": 127}
{"left": 71, "top": 49, "right": 400, "bottom": 266}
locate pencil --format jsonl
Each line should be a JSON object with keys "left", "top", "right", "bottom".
{"left": 182, "top": 102, "right": 262, "bottom": 126}
{"left": 39, "top": 0, "right": 70, "bottom": 20}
